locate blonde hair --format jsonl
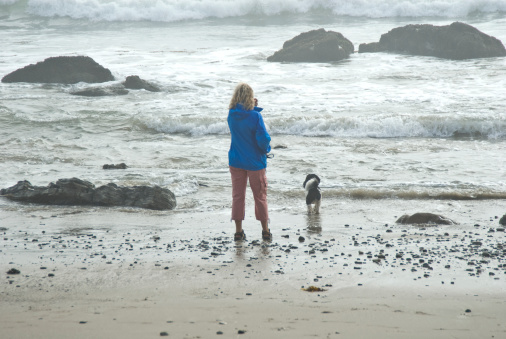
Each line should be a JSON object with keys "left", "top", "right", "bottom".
{"left": 229, "top": 83, "right": 255, "bottom": 111}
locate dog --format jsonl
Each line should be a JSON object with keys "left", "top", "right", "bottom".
{"left": 303, "top": 174, "right": 321, "bottom": 214}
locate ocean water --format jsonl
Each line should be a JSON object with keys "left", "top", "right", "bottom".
{"left": 1, "top": 0, "right": 505, "bottom": 217}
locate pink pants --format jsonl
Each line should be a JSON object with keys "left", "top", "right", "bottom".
{"left": 229, "top": 166, "right": 269, "bottom": 222}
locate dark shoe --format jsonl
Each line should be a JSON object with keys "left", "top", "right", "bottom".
{"left": 234, "top": 230, "right": 246, "bottom": 241}
{"left": 262, "top": 229, "right": 272, "bottom": 241}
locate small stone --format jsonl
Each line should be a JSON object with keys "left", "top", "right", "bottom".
{"left": 238, "top": 330, "right": 246, "bottom": 334}
{"left": 217, "top": 331, "right": 223, "bottom": 335}
{"left": 298, "top": 236, "right": 305, "bottom": 242}
{"left": 465, "top": 309, "right": 471, "bottom": 313}
{"left": 7, "top": 268, "right": 20, "bottom": 275}
{"left": 160, "top": 332, "right": 169, "bottom": 336}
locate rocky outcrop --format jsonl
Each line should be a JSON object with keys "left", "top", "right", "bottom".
{"left": 0, "top": 178, "right": 176, "bottom": 211}
{"left": 70, "top": 86, "right": 128, "bottom": 97}
{"left": 396, "top": 213, "right": 456, "bottom": 225}
{"left": 2, "top": 56, "right": 115, "bottom": 84}
{"left": 500, "top": 214, "right": 506, "bottom": 226}
{"left": 123, "top": 75, "right": 160, "bottom": 92}
{"left": 267, "top": 28, "right": 354, "bottom": 63}
{"left": 359, "top": 22, "right": 506, "bottom": 60}
{"left": 70, "top": 75, "right": 160, "bottom": 96}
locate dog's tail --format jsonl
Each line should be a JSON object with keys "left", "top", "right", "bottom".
{"left": 304, "top": 178, "right": 319, "bottom": 191}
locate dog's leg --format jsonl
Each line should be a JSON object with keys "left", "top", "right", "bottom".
{"left": 314, "top": 200, "right": 321, "bottom": 214}
{"left": 307, "top": 204, "right": 312, "bottom": 214}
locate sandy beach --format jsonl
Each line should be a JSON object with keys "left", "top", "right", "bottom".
{"left": 2, "top": 198, "right": 505, "bottom": 339}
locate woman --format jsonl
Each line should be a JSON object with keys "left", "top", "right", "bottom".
{"left": 227, "top": 83, "right": 272, "bottom": 241}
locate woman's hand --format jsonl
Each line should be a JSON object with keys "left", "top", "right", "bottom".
{"left": 254, "top": 98, "right": 258, "bottom": 106}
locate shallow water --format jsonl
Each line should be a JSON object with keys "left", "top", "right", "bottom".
{"left": 1, "top": 0, "right": 505, "bottom": 217}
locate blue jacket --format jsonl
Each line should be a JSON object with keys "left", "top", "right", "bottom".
{"left": 228, "top": 103, "right": 271, "bottom": 171}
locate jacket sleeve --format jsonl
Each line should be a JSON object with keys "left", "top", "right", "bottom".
{"left": 255, "top": 113, "right": 271, "bottom": 153}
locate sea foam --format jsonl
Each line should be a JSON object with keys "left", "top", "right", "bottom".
{"left": 138, "top": 113, "right": 506, "bottom": 139}
{"left": 3, "top": 0, "right": 506, "bottom": 22}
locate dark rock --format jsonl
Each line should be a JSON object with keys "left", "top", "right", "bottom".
{"left": 103, "top": 163, "right": 128, "bottom": 170}
{"left": 160, "top": 332, "right": 168, "bottom": 337}
{"left": 396, "top": 213, "right": 456, "bottom": 225}
{"left": 499, "top": 214, "right": 506, "bottom": 226}
{"left": 358, "top": 22, "right": 506, "bottom": 60}
{"left": 267, "top": 28, "right": 354, "bottom": 63}
{"left": 7, "top": 268, "right": 20, "bottom": 274}
{"left": 123, "top": 75, "right": 161, "bottom": 92}
{"left": 273, "top": 145, "right": 287, "bottom": 149}
{"left": 71, "top": 86, "right": 128, "bottom": 97}
{"left": 0, "top": 178, "right": 176, "bottom": 210}
{"left": 2, "top": 56, "right": 114, "bottom": 84}
{"left": 358, "top": 42, "right": 382, "bottom": 53}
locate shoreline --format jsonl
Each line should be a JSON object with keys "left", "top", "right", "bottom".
{"left": 1, "top": 199, "right": 505, "bottom": 338}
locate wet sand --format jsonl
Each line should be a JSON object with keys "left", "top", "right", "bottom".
{"left": 1, "top": 199, "right": 505, "bottom": 338}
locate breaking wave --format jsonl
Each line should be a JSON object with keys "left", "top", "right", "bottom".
{"left": 2, "top": 0, "right": 506, "bottom": 22}
{"left": 137, "top": 113, "right": 506, "bottom": 139}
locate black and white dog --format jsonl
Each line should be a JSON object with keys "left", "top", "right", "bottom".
{"left": 303, "top": 174, "right": 321, "bottom": 214}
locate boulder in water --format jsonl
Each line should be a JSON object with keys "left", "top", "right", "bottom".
{"left": 103, "top": 163, "right": 128, "bottom": 170}
{"left": 0, "top": 178, "right": 176, "bottom": 211}
{"left": 2, "top": 56, "right": 115, "bottom": 84}
{"left": 267, "top": 28, "right": 354, "bottom": 63}
{"left": 123, "top": 75, "right": 161, "bottom": 92}
{"left": 358, "top": 22, "right": 506, "bottom": 60}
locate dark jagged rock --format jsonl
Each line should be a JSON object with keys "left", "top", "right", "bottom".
{"left": 499, "top": 214, "right": 506, "bottom": 226}
{"left": 0, "top": 178, "right": 176, "bottom": 210}
{"left": 2, "top": 56, "right": 115, "bottom": 84}
{"left": 267, "top": 28, "right": 354, "bottom": 63}
{"left": 7, "top": 268, "right": 20, "bottom": 275}
{"left": 71, "top": 86, "right": 128, "bottom": 97}
{"left": 103, "top": 163, "right": 128, "bottom": 170}
{"left": 123, "top": 75, "right": 161, "bottom": 92}
{"left": 358, "top": 22, "right": 506, "bottom": 60}
{"left": 396, "top": 213, "right": 456, "bottom": 225}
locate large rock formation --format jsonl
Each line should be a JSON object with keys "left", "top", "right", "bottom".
{"left": 359, "top": 22, "right": 506, "bottom": 60}
{"left": 123, "top": 75, "right": 161, "bottom": 92}
{"left": 396, "top": 213, "right": 456, "bottom": 225}
{"left": 500, "top": 214, "right": 506, "bottom": 226}
{"left": 0, "top": 178, "right": 176, "bottom": 211}
{"left": 1, "top": 56, "right": 115, "bottom": 84}
{"left": 267, "top": 28, "right": 354, "bottom": 63}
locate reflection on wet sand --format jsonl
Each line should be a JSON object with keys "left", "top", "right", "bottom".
{"left": 306, "top": 214, "right": 322, "bottom": 234}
